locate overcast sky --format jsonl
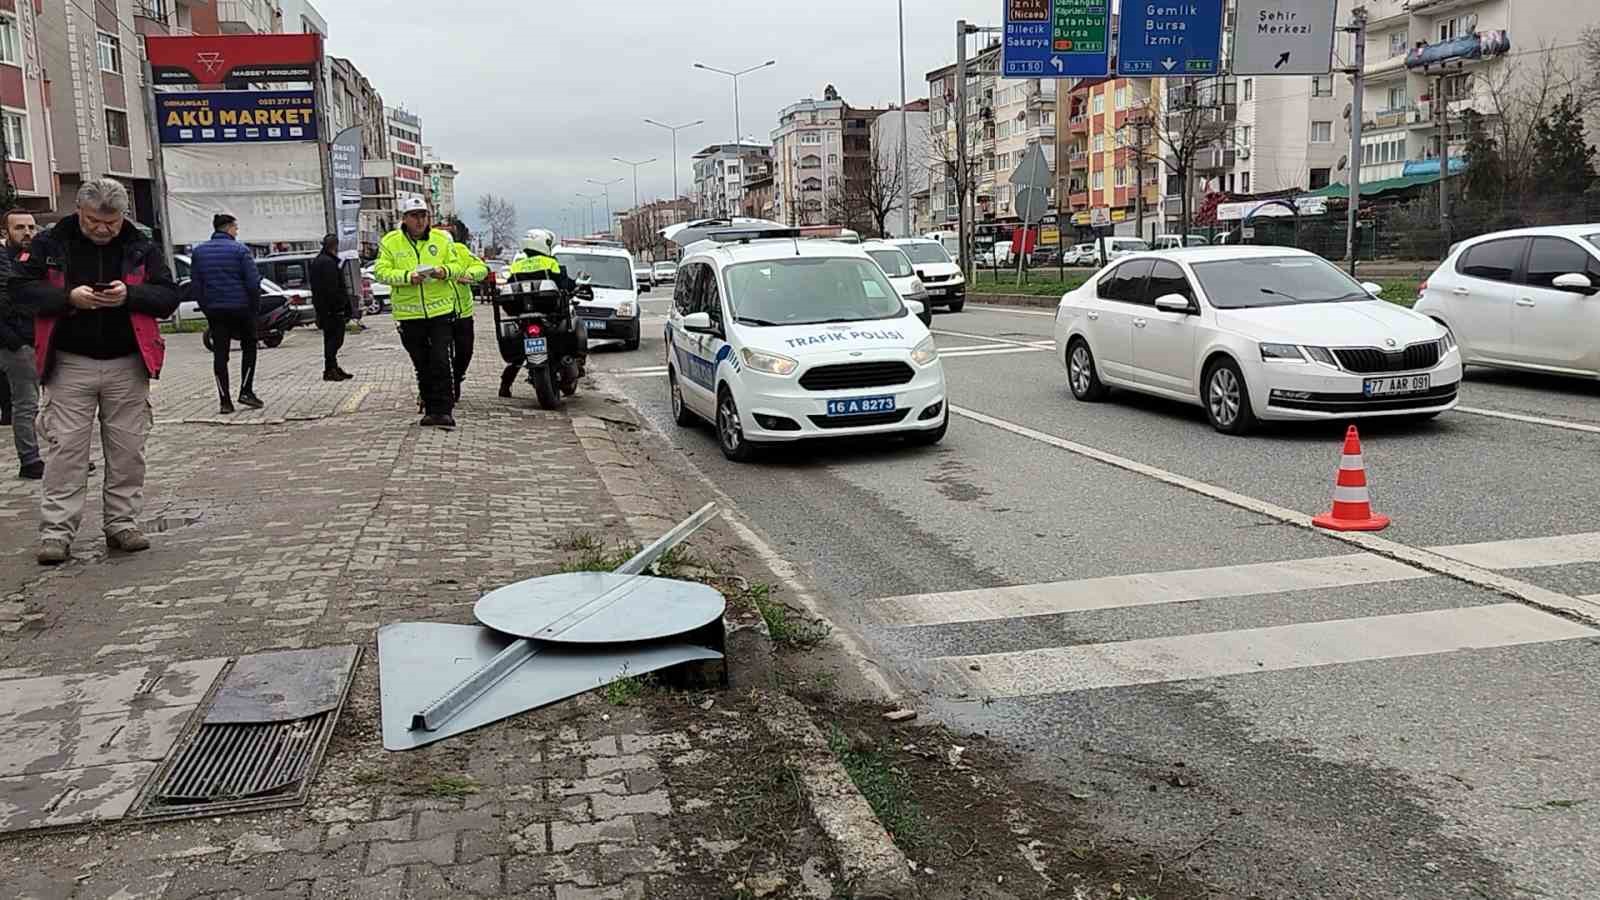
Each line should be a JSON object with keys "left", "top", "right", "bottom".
{"left": 320, "top": 0, "right": 1004, "bottom": 239}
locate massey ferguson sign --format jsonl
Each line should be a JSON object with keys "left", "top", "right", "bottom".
{"left": 145, "top": 33, "right": 322, "bottom": 87}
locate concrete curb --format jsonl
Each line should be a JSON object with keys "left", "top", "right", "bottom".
{"left": 572, "top": 389, "right": 916, "bottom": 900}
{"left": 967, "top": 292, "right": 1060, "bottom": 309}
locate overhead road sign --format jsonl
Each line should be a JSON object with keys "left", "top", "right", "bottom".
{"left": 1003, "top": 0, "right": 1111, "bottom": 79}
{"left": 1233, "top": 0, "right": 1337, "bottom": 75}
{"left": 1116, "top": 0, "right": 1225, "bottom": 78}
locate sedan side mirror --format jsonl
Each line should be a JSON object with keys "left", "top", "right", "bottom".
{"left": 905, "top": 299, "right": 926, "bottom": 317}
{"left": 1360, "top": 281, "right": 1384, "bottom": 297}
{"left": 1153, "top": 293, "right": 1193, "bottom": 313}
{"left": 1552, "top": 272, "right": 1597, "bottom": 294}
{"left": 682, "top": 311, "right": 716, "bottom": 334}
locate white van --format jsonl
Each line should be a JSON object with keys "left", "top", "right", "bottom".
{"left": 1152, "top": 234, "right": 1212, "bottom": 251}
{"left": 1102, "top": 237, "right": 1152, "bottom": 261}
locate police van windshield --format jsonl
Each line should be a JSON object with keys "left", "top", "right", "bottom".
{"left": 900, "top": 242, "right": 952, "bottom": 265}
{"left": 724, "top": 257, "right": 907, "bottom": 326}
{"left": 555, "top": 253, "right": 633, "bottom": 290}
{"left": 867, "top": 249, "right": 914, "bottom": 278}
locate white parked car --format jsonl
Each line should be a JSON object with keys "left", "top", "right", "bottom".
{"left": 555, "top": 241, "right": 642, "bottom": 351}
{"left": 1064, "top": 243, "right": 1099, "bottom": 266}
{"left": 666, "top": 227, "right": 947, "bottom": 460}
{"left": 1414, "top": 224, "right": 1600, "bottom": 379}
{"left": 889, "top": 238, "right": 966, "bottom": 312}
{"left": 652, "top": 261, "right": 678, "bottom": 285}
{"left": 1056, "top": 247, "right": 1461, "bottom": 434}
{"left": 1102, "top": 236, "right": 1152, "bottom": 261}
{"left": 862, "top": 241, "right": 932, "bottom": 326}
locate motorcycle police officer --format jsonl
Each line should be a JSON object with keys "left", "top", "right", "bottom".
{"left": 500, "top": 229, "right": 579, "bottom": 398}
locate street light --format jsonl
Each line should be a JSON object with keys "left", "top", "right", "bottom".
{"left": 575, "top": 192, "right": 602, "bottom": 235}
{"left": 614, "top": 157, "right": 657, "bottom": 249}
{"left": 693, "top": 60, "right": 777, "bottom": 215}
{"left": 644, "top": 118, "right": 704, "bottom": 207}
{"left": 897, "top": 0, "right": 910, "bottom": 237}
{"left": 586, "top": 177, "right": 625, "bottom": 234}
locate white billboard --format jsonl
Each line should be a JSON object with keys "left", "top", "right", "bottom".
{"left": 1233, "top": 0, "right": 1338, "bottom": 76}
{"left": 164, "top": 142, "right": 327, "bottom": 245}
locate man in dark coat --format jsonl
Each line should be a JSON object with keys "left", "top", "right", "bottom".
{"left": 191, "top": 213, "right": 263, "bottom": 413}
{"left": 310, "top": 234, "right": 352, "bottom": 381}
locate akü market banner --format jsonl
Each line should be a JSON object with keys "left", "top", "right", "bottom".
{"left": 157, "top": 91, "right": 318, "bottom": 145}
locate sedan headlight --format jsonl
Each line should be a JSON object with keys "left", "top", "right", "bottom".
{"left": 740, "top": 347, "right": 798, "bottom": 376}
{"left": 1259, "top": 342, "right": 1305, "bottom": 362}
{"left": 911, "top": 336, "right": 939, "bottom": 367}
{"left": 614, "top": 301, "right": 638, "bottom": 318}
{"left": 1438, "top": 329, "right": 1457, "bottom": 352}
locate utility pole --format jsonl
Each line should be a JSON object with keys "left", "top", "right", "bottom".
{"left": 897, "top": 0, "right": 911, "bottom": 237}
{"left": 1435, "top": 74, "right": 1450, "bottom": 243}
{"left": 1341, "top": 7, "right": 1368, "bottom": 276}
{"left": 955, "top": 20, "right": 973, "bottom": 278}
{"left": 614, "top": 157, "right": 656, "bottom": 251}
{"left": 1133, "top": 116, "right": 1151, "bottom": 241}
{"left": 587, "top": 178, "right": 624, "bottom": 235}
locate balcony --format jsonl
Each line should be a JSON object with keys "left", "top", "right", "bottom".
{"left": 1368, "top": 108, "right": 1409, "bottom": 129}
{"left": 1407, "top": 105, "right": 1434, "bottom": 129}
{"left": 1069, "top": 150, "right": 1088, "bottom": 167}
{"left": 1069, "top": 191, "right": 1089, "bottom": 209}
{"left": 1069, "top": 116, "right": 1089, "bottom": 134}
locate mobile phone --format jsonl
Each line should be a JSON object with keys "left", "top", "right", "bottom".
{"left": 92, "top": 282, "right": 115, "bottom": 292}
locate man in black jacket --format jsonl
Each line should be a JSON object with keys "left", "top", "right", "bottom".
{"left": 310, "top": 234, "right": 352, "bottom": 381}
{"left": 13, "top": 179, "right": 179, "bottom": 565}
{"left": 0, "top": 209, "right": 41, "bottom": 477}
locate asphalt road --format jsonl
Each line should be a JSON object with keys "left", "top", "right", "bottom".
{"left": 602, "top": 294, "right": 1600, "bottom": 898}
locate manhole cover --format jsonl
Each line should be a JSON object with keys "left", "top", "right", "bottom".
{"left": 134, "top": 646, "right": 358, "bottom": 822}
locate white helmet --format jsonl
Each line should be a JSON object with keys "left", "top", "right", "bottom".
{"left": 522, "top": 228, "right": 555, "bottom": 255}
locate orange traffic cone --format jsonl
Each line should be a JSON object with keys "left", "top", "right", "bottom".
{"left": 1312, "top": 425, "right": 1391, "bottom": 532}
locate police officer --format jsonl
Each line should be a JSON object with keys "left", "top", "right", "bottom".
{"left": 373, "top": 197, "right": 463, "bottom": 428}
{"left": 446, "top": 220, "right": 487, "bottom": 403}
{"left": 500, "top": 229, "right": 576, "bottom": 398}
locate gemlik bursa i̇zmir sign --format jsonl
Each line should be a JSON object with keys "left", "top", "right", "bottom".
{"left": 1116, "top": 0, "right": 1225, "bottom": 77}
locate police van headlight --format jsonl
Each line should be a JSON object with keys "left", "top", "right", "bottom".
{"left": 911, "top": 336, "right": 939, "bottom": 367}
{"left": 741, "top": 347, "right": 799, "bottom": 376}
{"left": 614, "top": 301, "right": 638, "bottom": 318}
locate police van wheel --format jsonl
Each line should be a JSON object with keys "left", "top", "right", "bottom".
{"left": 531, "top": 365, "right": 563, "bottom": 410}
{"left": 716, "top": 388, "right": 758, "bottom": 463}
{"left": 669, "top": 370, "right": 696, "bottom": 427}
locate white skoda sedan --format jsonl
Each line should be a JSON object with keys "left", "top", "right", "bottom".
{"left": 1054, "top": 247, "right": 1462, "bottom": 434}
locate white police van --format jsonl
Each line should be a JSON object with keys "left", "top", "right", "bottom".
{"left": 664, "top": 224, "right": 948, "bottom": 461}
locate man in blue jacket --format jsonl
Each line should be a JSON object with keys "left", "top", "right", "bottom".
{"left": 191, "top": 214, "right": 262, "bottom": 414}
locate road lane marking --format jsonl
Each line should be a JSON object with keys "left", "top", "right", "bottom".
{"left": 930, "top": 603, "right": 1597, "bottom": 698}
{"left": 967, "top": 305, "right": 1057, "bottom": 318}
{"left": 934, "top": 328, "right": 1054, "bottom": 349}
{"left": 950, "top": 405, "right": 1600, "bottom": 623}
{"left": 869, "top": 554, "right": 1429, "bottom": 627}
{"left": 1431, "top": 532, "right": 1600, "bottom": 570}
{"left": 940, "top": 346, "right": 1046, "bottom": 359}
{"left": 1455, "top": 406, "right": 1600, "bottom": 436}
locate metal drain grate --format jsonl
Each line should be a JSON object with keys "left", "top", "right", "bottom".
{"left": 155, "top": 714, "right": 330, "bottom": 803}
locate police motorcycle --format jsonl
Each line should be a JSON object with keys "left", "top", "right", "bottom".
{"left": 494, "top": 266, "right": 592, "bottom": 410}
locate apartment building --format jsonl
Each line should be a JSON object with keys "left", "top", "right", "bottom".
{"left": 387, "top": 106, "right": 425, "bottom": 204}
{"left": 618, "top": 197, "right": 693, "bottom": 262}
{"left": 741, "top": 159, "right": 776, "bottom": 220}
{"left": 1235, "top": 65, "right": 1347, "bottom": 194}
{"left": 770, "top": 92, "right": 846, "bottom": 226}
{"left": 423, "top": 148, "right": 457, "bottom": 221}
{"left": 924, "top": 43, "right": 1058, "bottom": 231}
{"left": 1355, "top": 0, "right": 1579, "bottom": 183}
{"left": 1058, "top": 79, "right": 1163, "bottom": 236}
{"left": 870, "top": 100, "right": 929, "bottom": 238}
{"left": 691, "top": 142, "right": 770, "bottom": 218}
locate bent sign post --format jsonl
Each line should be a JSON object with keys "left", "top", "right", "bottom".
{"left": 1233, "top": 0, "right": 1338, "bottom": 75}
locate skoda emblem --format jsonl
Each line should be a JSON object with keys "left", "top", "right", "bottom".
{"left": 1384, "top": 338, "right": 1397, "bottom": 348}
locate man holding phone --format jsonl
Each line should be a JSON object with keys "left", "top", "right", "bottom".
{"left": 373, "top": 197, "right": 463, "bottom": 428}
{"left": 12, "top": 178, "right": 179, "bottom": 565}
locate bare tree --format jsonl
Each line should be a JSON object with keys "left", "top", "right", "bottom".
{"left": 476, "top": 194, "right": 519, "bottom": 254}
{"left": 1120, "top": 79, "right": 1237, "bottom": 239}
{"left": 825, "top": 144, "right": 906, "bottom": 237}
{"left": 926, "top": 115, "right": 983, "bottom": 267}
{"left": 1475, "top": 43, "right": 1582, "bottom": 204}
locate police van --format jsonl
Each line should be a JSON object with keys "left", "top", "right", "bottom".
{"left": 664, "top": 224, "right": 948, "bottom": 461}
{"left": 553, "top": 239, "right": 643, "bottom": 350}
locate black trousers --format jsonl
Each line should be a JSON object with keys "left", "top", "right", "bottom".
{"left": 206, "top": 309, "right": 257, "bottom": 398}
{"left": 398, "top": 316, "right": 455, "bottom": 416}
{"left": 451, "top": 316, "right": 475, "bottom": 389}
{"left": 320, "top": 316, "right": 347, "bottom": 371}
{"left": 0, "top": 369, "right": 10, "bottom": 422}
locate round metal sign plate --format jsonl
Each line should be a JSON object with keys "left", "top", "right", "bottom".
{"left": 473, "top": 572, "right": 726, "bottom": 643}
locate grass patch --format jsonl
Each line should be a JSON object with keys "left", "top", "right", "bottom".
{"left": 827, "top": 725, "right": 933, "bottom": 851}
{"left": 970, "top": 269, "right": 1092, "bottom": 297}
{"left": 602, "top": 666, "right": 653, "bottom": 706}
{"left": 743, "top": 583, "right": 829, "bottom": 649}
{"left": 556, "top": 534, "right": 701, "bottom": 578}
{"left": 160, "top": 319, "right": 207, "bottom": 334}
{"left": 421, "top": 774, "right": 480, "bottom": 798}
{"left": 1378, "top": 278, "right": 1420, "bottom": 307}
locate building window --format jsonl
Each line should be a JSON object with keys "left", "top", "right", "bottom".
{"left": 0, "top": 15, "right": 19, "bottom": 65}
{"left": 1443, "top": 73, "right": 1472, "bottom": 101}
{"left": 1114, "top": 166, "right": 1127, "bottom": 187}
{"left": 105, "top": 109, "right": 130, "bottom": 148}
{"left": 3, "top": 109, "right": 29, "bottom": 161}
{"left": 1115, "top": 86, "right": 1127, "bottom": 110}
{"left": 1310, "top": 120, "right": 1333, "bottom": 143}
{"left": 1309, "top": 167, "right": 1331, "bottom": 189}
{"left": 827, "top": 154, "right": 837, "bottom": 165}
{"left": 97, "top": 32, "right": 122, "bottom": 75}
{"left": 1312, "top": 75, "right": 1333, "bottom": 97}
{"left": 1242, "top": 78, "right": 1253, "bottom": 102}
{"left": 1240, "top": 125, "right": 1252, "bottom": 148}
{"left": 1389, "top": 31, "right": 1409, "bottom": 57}
{"left": 1041, "top": 111, "right": 1054, "bottom": 127}
{"left": 1388, "top": 86, "right": 1407, "bottom": 110}
{"left": 997, "top": 120, "right": 1011, "bottom": 140}
{"left": 1092, "top": 134, "right": 1104, "bottom": 153}
{"left": 1091, "top": 170, "right": 1104, "bottom": 190}
{"left": 1241, "top": 172, "right": 1251, "bottom": 192}
{"left": 800, "top": 131, "right": 821, "bottom": 145}
{"left": 1091, "top": 94, "right": 1104, "bottom": 115}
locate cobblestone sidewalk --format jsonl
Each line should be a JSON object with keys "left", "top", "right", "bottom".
{"left": 0, "top": 326, "right": 845, "bottom": 899}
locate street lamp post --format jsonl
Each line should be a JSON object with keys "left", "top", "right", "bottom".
{"left": 586, "top": 177, "right": 624, "bottom": 235}
{"left": 614, "top": 157, "right": 657, "bottom": 251}
{"left": 897, "top": 0, "right": 910, "bottom": 237}
{"left": 575, "top": 193, "right": 602, "bottom": 235}
{"left": 693, "top": 60, "right": 776, "bottom": 216}
{"left": 644, "top": 118, "right": 704, "bottom": 208}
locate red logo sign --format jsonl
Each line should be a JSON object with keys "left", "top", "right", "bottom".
{"left": 146, "top": 33, "right": 322, "bottom": 87}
